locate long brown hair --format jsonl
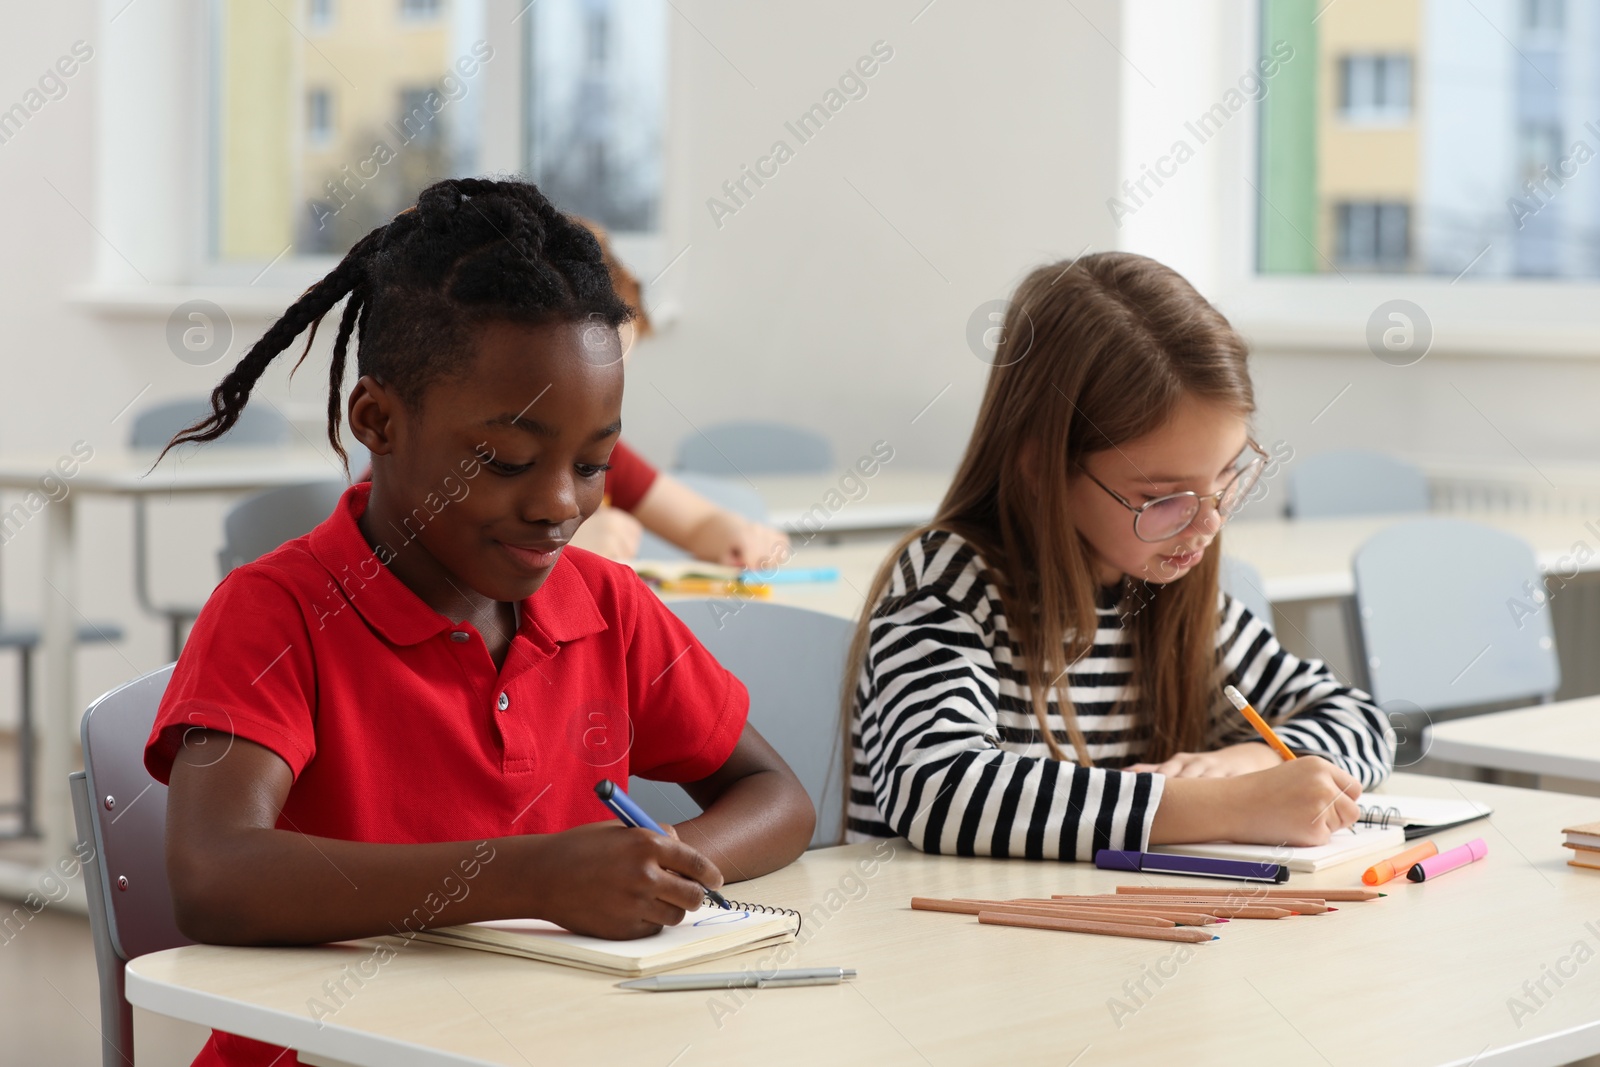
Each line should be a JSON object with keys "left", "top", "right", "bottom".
{"left": 843, "top": 252, "right": 1255, "bottom": 782}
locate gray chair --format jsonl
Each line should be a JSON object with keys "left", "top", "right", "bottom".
{"left": 675, "top": 421, "right": 834, "bottom": 477}
{"left": 628, "top": 599, "right": 852, "bottom": 848}
{"left": 128, "top": 399, "right": 293, "bottom": 658}
{"left": 69, "top": 663, "right": 190, "bottom": 1067}
{"left": 1286, "top": 450, "right": 1429, "bottom": 519}
{"left": 634, "top": 471, "right": 770, "bottom": 562}
{"left": 1218, "top": 555, "right": 1275, "bottom": 635}
{"left": 1353, "top": 519, "right": 1559, "bottom": 761}
{"left": 218, "top": 480, "right": 348, "bottom": 575}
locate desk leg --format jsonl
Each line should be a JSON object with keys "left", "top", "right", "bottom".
{"left": 38, "top": 495, "right": 76, "bottom": 867}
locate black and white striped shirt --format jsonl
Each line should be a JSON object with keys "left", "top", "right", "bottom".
{"left": 848, "top": 530, "right": 1394, "bottom": 859}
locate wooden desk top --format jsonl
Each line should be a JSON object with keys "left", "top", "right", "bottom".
{"left": 127, "top": 773, "right": 1600, "bottom": 1067}
{"left": 1426, "top": 697, "right": 1600, "bottom": 781}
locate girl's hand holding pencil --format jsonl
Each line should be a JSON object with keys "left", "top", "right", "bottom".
{"left": 1149, "top": 756, "right": 1364, "bottom": 847}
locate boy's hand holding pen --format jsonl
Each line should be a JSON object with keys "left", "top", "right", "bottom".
{"left": 522, "top": 819, "right": 727, "bottom": 941}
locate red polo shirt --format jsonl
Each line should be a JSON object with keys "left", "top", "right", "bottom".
{"left": 602, "top": 439, "right": 658, "bottom": 512}
{"left": 145, "top": 482, "right": 749, "bottom": 1067}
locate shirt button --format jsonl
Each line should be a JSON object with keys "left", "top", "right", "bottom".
{"left": 450, "top": 631, "right": 470, "bottom": 643}
{"left": 497, "top": 692, "right": 510, "bottom": 711}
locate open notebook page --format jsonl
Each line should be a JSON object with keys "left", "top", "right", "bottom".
{"left": 414, "top": 904, "right": 799, "bottom": 977}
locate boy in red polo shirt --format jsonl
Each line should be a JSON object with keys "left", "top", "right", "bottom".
{"left": 144, "top": 179, "right": 815, "bottom": 1067}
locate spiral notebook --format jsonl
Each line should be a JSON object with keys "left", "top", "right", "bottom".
{"left": 1353, "top": 794, "right": 1493, "bottom": 840}
{"left": 414, "top": 901, "right": 801, "bottom": 977}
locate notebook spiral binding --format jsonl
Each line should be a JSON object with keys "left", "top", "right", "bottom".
{"left": 713, "top": 896, "right": 804, "bottom": 933}
{"left": 1357, "top": 805, "right": 1400, "bottom": 828}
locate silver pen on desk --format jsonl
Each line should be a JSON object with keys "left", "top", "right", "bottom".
{"left": 617, "top": 967, "right": 857, "bottom": 992}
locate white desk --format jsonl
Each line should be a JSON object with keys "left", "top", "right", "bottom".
{"left": 716, "top": 507, "right": 1600, "bottom": 606}
{"left": 126, "top": 773, "right": 1600, "bottom": 1066}
{"left": 647, "top": 538, "right": 901, "bottom": 622}
{"left": 1425, "top": 697, "right": 1600, "bottom": 782}
{"left": 0, "top": 448, "right": 348, "bottom": 902}
{"left": 752, "top": 469, "right": 948, "bottom": 536}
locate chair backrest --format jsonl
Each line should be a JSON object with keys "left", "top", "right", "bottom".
{"left": 634, "top": 472, "right": 771, "bottom": 562}
{"left": 628, "top": 599, "right": 852, "bottom": 848}
{"left": 675, "top": 421, "right": 834, "bottom": 477}
{"left": 72, "top": 664, "right": 188, "bottom": 1067}
{"left": 1218, "top": 555, "right": 1275, "bottom": 634}
{"left": 128, "top": 398, "right": 291, "bottom": 450}
{"left": 79, "top": 664, "right": 187, "bottom": 961}
{"left": 1286, "top": 449, "right": 1429, "bottom": 519}
{"left": 219, "top": 480, "right": 348, "bottom": 576}
{"left": 1353, "top": 518, "right": 1559, "bottom": 713}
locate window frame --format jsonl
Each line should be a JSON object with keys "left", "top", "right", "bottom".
{"left": 1208, "top": 0, "right": 1600, "bottom": 359}
{"left": 80, "top": 0, "right": 678, "bottom": 325}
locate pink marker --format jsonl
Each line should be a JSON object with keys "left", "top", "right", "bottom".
{"left": 1407, "top": 837, "right": 1487, "bottom": 882}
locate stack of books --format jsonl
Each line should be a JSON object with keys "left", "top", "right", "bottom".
{"left": 1562, "top": 820, "right": 1600, "bottom": 871}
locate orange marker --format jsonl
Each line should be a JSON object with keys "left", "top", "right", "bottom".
{"left": 1363, "top": 840, "right": 1439, "bottom": 886}
{"left": 1224, "top": 685, "right": 1296, "bottom": 762}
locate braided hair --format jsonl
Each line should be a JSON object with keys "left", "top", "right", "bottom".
{"left": 161, "top": 178, "right": 634, "bottom": 471}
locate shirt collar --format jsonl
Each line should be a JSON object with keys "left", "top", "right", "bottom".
{"left": 308, "top": 482, "right": 607, "bottom": 649}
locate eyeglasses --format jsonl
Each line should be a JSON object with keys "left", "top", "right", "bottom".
{"left": 1083, "top": 440, "right": 1269, "bottom": 543}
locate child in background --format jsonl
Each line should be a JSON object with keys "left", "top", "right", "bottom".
{"left": 846, "top": 252, "right": 1393, "bottom": 859}
{"left": 568, "top": 220, "right": 793, "bottom": 569}
{"left": 146, "top": 179, "right": 815, "bottom": 1067}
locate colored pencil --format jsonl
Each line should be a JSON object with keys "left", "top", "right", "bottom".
{"left": 911, "top": 898, "right": 1176, "bottom": 927}
{"left": 1114, "top": 885, "right": 1382, "bottom": 902}
{"left": 978, "top": 911, "right": 1217, "bottom": 943}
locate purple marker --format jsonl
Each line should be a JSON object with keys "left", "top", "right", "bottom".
{"left": 1095, "top": 849, "right": 1290, "bottom": 884}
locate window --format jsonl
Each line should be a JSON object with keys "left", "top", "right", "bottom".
{"left": 306, "top": 88, "right": 333, "bottom": 147}
{"left": 1258, "top": 0, "right": 1600, "bottom": 279}
{"left": 399, "top": 0, "right": 442, "bottom": 20}
{"left": 585, "top": 7, "right": 608, "bottom": 67}
{"left": 1334, "top": 201, "right": 1410, "bottom": 269}
{"left": 1523, "top": 0, "right": 1564, "bottom": 33}
{"left": 1338, "top": 54, "right": 1411, "bottom": 123}
{"left": 204, "top": 0, "right": 666, "bottom": 272}
{"left": 208, "top": 0, "right": 489, "bottom": 261}
{"left": 525, "top": 0, "right": 665, "bottom": 232}
{"left": 397, "top": 87, "right": 443, "bottom": 146}
{"left": 1517, "top": 122, "right": 1562, "bottom": 188}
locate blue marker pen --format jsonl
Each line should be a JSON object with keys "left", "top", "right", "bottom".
{"left": 593, "top": 779, "right": 731, "bottom": 908}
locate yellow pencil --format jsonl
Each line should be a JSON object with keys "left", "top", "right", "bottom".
{"left": 1224, "top": 685, "right": 1296, "bottom": 762}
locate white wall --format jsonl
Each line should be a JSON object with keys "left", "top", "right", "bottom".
{"left": 620, "top": 1, "right": 1127, "bottom": 473}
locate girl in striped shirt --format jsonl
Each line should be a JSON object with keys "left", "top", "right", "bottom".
{"left": 846, "top": 252, "right": 1393, "bottom": 860}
